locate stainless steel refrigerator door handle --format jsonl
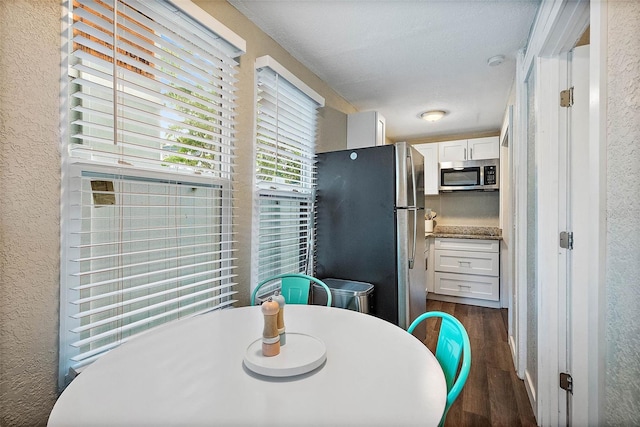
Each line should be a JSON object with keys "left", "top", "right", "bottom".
{"left": 408, "top": 150, "right": 417, "bottom": 269}
{"left": 410, "top": 201, "right": 417, "bottom": 271}
{"left": 408, "top": 150, "right": 417, "bottom": 208}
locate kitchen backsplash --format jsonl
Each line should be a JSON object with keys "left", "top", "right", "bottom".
{"left": 425, "top": 191, "right": 499, "bottom": 227}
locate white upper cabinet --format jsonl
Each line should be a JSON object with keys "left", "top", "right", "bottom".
{"left": 413, "top": 143, "right": 439, "bottom": 195}
{"left": 438, "top": 139, "right": 468, "bottom": 162}
{"left": 347, "top": 111, "right": 386, "bottom": 149}
{"left": 438, "top": 136, "right": 499, "bottom": 162}
{"left": 468, "top": 136, "right": 500, "bottom": 160}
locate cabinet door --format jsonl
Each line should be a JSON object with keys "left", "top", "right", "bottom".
{"left": 438, "top": 139, "right": 468, "bottom": 162}
{"left": 375, "top": 115, "right": 386, "bottom": 147}
{"left": 435, "top": 272, "right": 500, "bottom": 301}
{"left": 414, "top": 143, "right": 439, "bottom": 195}
{"left": 434, "top": 238, "right": 499, "bottom": 253}
{"left": 434, "top": 249, "right": 500, "bottom": 276}
{"left": 347, "top": 111, "right": 385, "bottom": 149}
{"left": 468, "top": 136, "right": 499, "bottom": 160}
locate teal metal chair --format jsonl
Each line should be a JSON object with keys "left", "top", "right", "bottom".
{"left": 250, "top": 273, "right": 332, "bottom": 307}
{"left": 407, "top": 311, "right": 471, "bottom": 427}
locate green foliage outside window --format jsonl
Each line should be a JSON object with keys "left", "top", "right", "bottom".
{"left": 162, "top": 86, "right": 222, "bottom": 170}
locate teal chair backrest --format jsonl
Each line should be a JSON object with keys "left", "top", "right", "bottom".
{"left": 408, "top": 311, "right": 471, "bottom": 427}
{"left": 250, "top": 273, "right": 332, "bottom": 307}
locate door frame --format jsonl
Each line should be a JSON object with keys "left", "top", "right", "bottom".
{"left": 566, "top": 43, "right": 592, "bottom": 427}
{"left": 513, "top": 0, "right": 604, "bottom": 424}
{"left": 586, "top": 2, "right": 608, "bottom": 424}
{"left": 499, "top": 106, "right": 518, "bottom": 368}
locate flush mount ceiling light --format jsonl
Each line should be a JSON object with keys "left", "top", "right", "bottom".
{"left": 420, "top": 110, "right": 447, "bottom": 122}
{"left": 487, "top": 55, "right": 505, "bottom": 67}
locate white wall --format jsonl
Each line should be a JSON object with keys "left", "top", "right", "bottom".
{"left": 605, "top": 1, "right": 640, "bottom": 424}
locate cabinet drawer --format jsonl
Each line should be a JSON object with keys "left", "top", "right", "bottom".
{"left": 435, "top": 272, "right": 499, "bottom": 301}
{"left": 434, "top": 238, "right": 499, "bottom": 253}
{"left": 434, "top": 249, "right": 499, "bottom": 276}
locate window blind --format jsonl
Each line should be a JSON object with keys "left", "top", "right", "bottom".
{"left": 253, "top": 60, "right": 324, "bottom": 286}
{"left": 60, "top": 0, "right": 242, "bottom": 389}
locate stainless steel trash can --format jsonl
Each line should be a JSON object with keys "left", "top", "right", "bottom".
{"left": 312, "top": 278, "right": 374, "bottom": 313}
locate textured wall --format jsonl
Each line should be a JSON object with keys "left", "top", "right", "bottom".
{"left": 605, "top": 1, "right": 640, "bottom": 425}
{"left": 0, "top": 1, "right": 62, "bottom": 425}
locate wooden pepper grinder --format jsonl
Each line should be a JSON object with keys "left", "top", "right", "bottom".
{"left": 272, "top": 291, "right": 286, "bottom": 346}
{"left": 261, "top": 297, "right": 280, "bottom": 357}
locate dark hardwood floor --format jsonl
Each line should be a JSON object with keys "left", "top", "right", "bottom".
{"left": 421, "top": 299, "right": 537, "bottom": 427}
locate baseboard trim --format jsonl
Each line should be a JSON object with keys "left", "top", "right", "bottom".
{"left": 508, "top": 335, "right": 522, "bottom": 379}
{"left": 524, "top": 368, "right": 537, "bottom": 424}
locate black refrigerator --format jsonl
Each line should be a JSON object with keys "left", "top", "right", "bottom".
{"left": 315, "top": 142, "right": 426, "bottom": 338}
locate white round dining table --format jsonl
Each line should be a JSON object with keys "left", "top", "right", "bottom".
{"left": 48, "top": 305, "right": 446, "bottom": 426}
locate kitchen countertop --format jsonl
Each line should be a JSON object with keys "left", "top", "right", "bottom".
{"left": 426, "top": 225, "right": 502, "bottom": 240}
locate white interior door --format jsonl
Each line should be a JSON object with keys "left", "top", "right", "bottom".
{"left": 563, "top": 43, "right": 590, "bottom": 427}
{"left": 556, "top": 43, "right": 590, "bottom": 427}
{"left": 535, "top": 43, "right": 591, "bottom": 427}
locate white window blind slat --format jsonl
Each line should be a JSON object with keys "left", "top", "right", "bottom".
{"left": 257, "top": 128, "right": 315, "bottom": 154}
{"left": 257, "top": 95, "right": 317, "bottom": 128}
{"left": 70, "top": 119, "right": 232, "bottom": 163}
{"left": 257, "top": 103, "right": 317, "bottom": 140}
{"left": 60, "top": 0, "right": 243, "bottom": 390}
{"left": 259, "top": 259, "right": 307, "bottom": 277}
{"left": 68, "top": 300, "right": 238, "bottom": 368}
{"left": 67, "top": 145, "right": 235, "bottom": 178}
{"left": 108, "top": 66, "right": 237, "bottom": 127}
{"left": 72, "top": 270, "right": 237, "bottom": 304}
{"left": 71, "top": 283, "right": 237, "bottom": 332}
{"left": 72, "top": 256, "right": 235, "bottom": 293}
{"left": 255, "top": 141, "right": 314, "bottom": 167}
{"left": 70, "top": 292, "right": 238, "bottom": 349}
{"left": 71, "top": 279, "right": 236, "bottom": 319}
{"left": 259, "top": 254, "right": 307, "bottom": 268}
{"left": 72, "top": 103, "right": 236, "bottom": 146}
{"left": 109, "top": 22, "right": 240, "bottom": 91}
{"left": 256, "top": 124, "right": 316, "bottom": 154}
{"left": 257, "top": 92, "right": 317, "bottom": 127}
{"left": 71, "top": 241, "right": 234, "bottom": 262}
{"left": 121, "top": 0, "right": 239, "bottom": 69}
{"left": 70, "top": 251, "right": 236, "bottom": 279}
{"left": 111, "top": 60, "right": 238, "bottom": 118}
{"left": 257, "top": 69, "right": 319, "bottom": 114}
{"left": 70, "top": 49, "right": 239, "bottom": 124}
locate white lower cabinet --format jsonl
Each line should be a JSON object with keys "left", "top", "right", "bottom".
{"left": 434, "top": 249, "right": 499, "bottom": 276}
{"left": 434, "top": 272, "right": 500, "bottom": 301}
{"left": 433, "top": 238, "right": 500, "bottom": 301}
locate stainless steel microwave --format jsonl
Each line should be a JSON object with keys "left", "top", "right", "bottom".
{"left": 439, "top": 159, "right": 499, "bottom": 192}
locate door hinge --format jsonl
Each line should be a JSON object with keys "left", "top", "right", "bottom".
{"left": 560, "top": 87, "right": 574, "bottom": 107}
{"left": 560, "top": 231, "right": 574, "bottom": 250}
{"left": 560, "top": 372, "right": 573, "bottom": 393}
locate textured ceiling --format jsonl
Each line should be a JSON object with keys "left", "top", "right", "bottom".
{"left": 228, "top": 0, "right": 540, "bottom": 141}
